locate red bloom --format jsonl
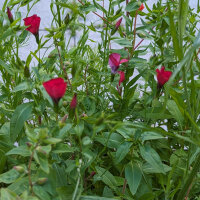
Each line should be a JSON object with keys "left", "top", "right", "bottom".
{"left": 43, "top": 78, "right": 67, "bottom": 103}
{"left": 115, "top": 17, "right": 122, "bottom": 29}
{"left": 23, "top": 14, "right": 41, "bottom": 35}
{"left": 109, "top": 53, "right": 128, "bottom": 74}
{"left": 156, "top": 66, "right": 172, "bottom": 88}
{"left": 118, "top": 71, "right": 125, "bottom": 86}
{"left": 7, "top": 7, "right": 13, "bottom": 23}
{"left": 70, "top": 93, "right": 77, "bottom": 109}
{"left": 138, "top": 3, "right": 144, "bottom": 11}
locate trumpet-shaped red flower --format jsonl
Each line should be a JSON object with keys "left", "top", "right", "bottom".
{"left": 23, "top": 14, "right": 41, "bottom": 36}
{"left": 70, "top": 93, "right": 77, "bottom": 109}
{"left": 7, "top": 7, "right": 13, "bottom": 23}
{"left": 43, "top": 78, "right": 67, "bottom": 103}
{"left": 138, "top": 3, "right": 144, "bottom": 11}
{"left": 156, "top": 66, "right": 172, "bottom": 88}
{"left": 115, "top": 17, "right": 122, "bottom": 29}
{"left": 118, "top": 71, "right": 125, "bottom": 86}
{"left": 109, "top": 53, "right": 128, "bottom": 74}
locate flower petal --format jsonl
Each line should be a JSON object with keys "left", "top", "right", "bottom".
{"left": 109, "top": 53, "right": 121, "bottom": 67}
{"left": 70, "top": 93, "right": 77, "bottom": 109}
{"left": 43, "top": 78, "right": 67, "bottom": 103}
{"left": 119, "top": 59, "right": 129, "bottom": 64}
{"left": 118, "top": 71, "right": 125, "bottom": 86}
{"left": 24, "top": 14, "right": 41, "bottom": 35}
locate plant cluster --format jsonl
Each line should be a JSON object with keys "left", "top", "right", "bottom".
{"left": 1, "top": 0, "right": 200, "bottom": 200}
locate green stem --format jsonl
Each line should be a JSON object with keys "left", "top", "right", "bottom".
{"left": 177, "top": 153, "right": 200, "bottom": 200}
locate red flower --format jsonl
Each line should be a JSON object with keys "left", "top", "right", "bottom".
{"left": 138, "top": 3, "right": 144, "bottom": 11}
{"left": 156, "top": 66, "right": 172, "bottom": 88}
{"left": 23, "top": 14, "right": 41, "bottom": 36}
{"left": 115, "top": 17, "right": 122, "bottom": 29}
{"left": 70, "top": 93, "right": 77, "bottom": 109}
{"left": 109, "top": 53, "right": 128, "bottom": 74}
{"left": 43, "top": 78, "right": 67, "bottom": 103}
{"left": 7, "top": 7, "right": 13, "bottom": 23}
{"left": 118, "top": 71, "right": 125, "bottom": 86}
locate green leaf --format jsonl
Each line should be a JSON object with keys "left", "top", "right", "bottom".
{"left": 10, "top": 103, "right": 33, "bottom": 142}
{"left": 141, "top": 132, "right": 165, "bottom": 143}
{"left": 125, "top": 1, "right": 140, "bottom": 12}
{"left": 96, "top": 166, "right": 117, "bottom": 188}
{"left": 43, "top": 137, "right": 62, "bottom": 144}
{"left": 114, "top": 38, "right": 133, "bottom": 47}
{"left": 115, "top": 142, "right": 132, "bottom": 164}
{"left": 0, "top": 59, "right": 14, "bottom": 75}
{"left": 0, "top": 188, "right": 19, "bottom": 200}
{"left": 0, "top": 169, "right": 20, "bottom": 184}
{"left": 167, "top": 100, "right": 184, "bottom": 128}
{"left": 80, "top": 196, "right": 117, "bottom": 200}
{"left": 140, "top": 144, "right": 165, "bottom": 174}
{"left": 12, "top": 81, "right": 32, "bottom": 92}
{"left": 125, "top": 162, "right": 142, "bottom": 196}
{"left": 33, "top": 186, "right": 51, "bottom": 200}
{"left": 95, "top": 132, "right": 123, "bottom": 149}
{"left": 92, "top": 0, "right": 107, "bottom": 15}
{"left": 6, "top": 146, "right": 30, "bottom": 157}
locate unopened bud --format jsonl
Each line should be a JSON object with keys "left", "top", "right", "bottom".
{"left": 36, "top": 146, "right": 46, "bottom": 155}
{"left": 70, "top": 93, "right": 77, "bottom": 109}
{"left": 13, "top": 166, "right": 24, "bottom": 173}
{"left": 37, "top": 177, "right": 48, "bottom": 185}
{"left": 26, "top": 142, "right": 32, "bottom": 147}
{"left": 61, "top": 114, "right": 68, "bottom": 123}
{"left": 64, "top": 13, "right": 70, "bottom": 26}
{"left": 7, "top": 7, "right": 13, "bottom": 23}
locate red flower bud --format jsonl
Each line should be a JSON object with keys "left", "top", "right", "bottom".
{"left": 115, "top": 17, "right": 122, "bottom": 29}
{"left": 43, "top": 78, "right": 67, "bottom": 104}
{"left": 7, "top": 7, "right": 13, "bottom": 23}
{"left": 117, "top": 71, "right": 125, "bottom": 86}
{"left": 156, "top": 66, "right": 172, "bottom": 88}
{"left": 23, "top": 14, "right": 41, "bottom": 36}
{"left": 138, "top": 3, "right": 144, "bottom": 11}
{"left": 70, "top": 93, "right": 77, "bottom": 109}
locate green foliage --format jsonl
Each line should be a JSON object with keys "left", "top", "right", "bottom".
{"left": 1, "top": 0, "right": 200, "bottom": 199}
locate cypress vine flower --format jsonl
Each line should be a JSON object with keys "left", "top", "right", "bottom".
{"left": 23, "top": 14, "right": 41, "bottom": 44}
{"left": 109, "top": 53, "right": 128, "bottom": 74}
{"left": 156, "top": 66, "right": 172, "bottom": 88}
{"left": 43, "top": 78, "right": 67, "bottom": 104}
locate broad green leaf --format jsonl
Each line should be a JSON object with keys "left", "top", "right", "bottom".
{"left": 167, "top": 100, "right": 184, "bottom": 128}
{"left": 114, "top": 38, "right": 133, "bottom": 47}
{"left": 12, "top": 82, "right": 32, "bottom": 93}
{"left": 0, "top": 188, "right": 19, "bottom": 200}
{"left": 6, "top": 145, "right": 30, "bottom": 157}
{"left": 125, "top": 1, "right": 140, "bottom": 12}
{"left": 115, "top": 142, "right": 132, "bottom": 164}
{"left": 96, "top": 166, "right": 117, "bottom": 188}
{"left": 140, "top": 144, "right": 165, "bottom": 174}
{"left": 33, "top": 186, "right": 51, "bottom": 200}
{"left": 95, "top": 132, "right": 123, "bottom": 149}
{"left": 125, "top": 162, "right": 142, "bottom": 196}
{"left": 0, "top": 169, "right": 20, "bottom": 184}
{"left": 10, "top": 103, "right": 33, "bottom": 142}
{"left": 142, "top": 163, "right": 171, "bottom": 174}
{"left": 8, "top": 177, "right": 29, "bottom": 195}
{"left": 141, "top": 132, "right": 165, "bottom": 143}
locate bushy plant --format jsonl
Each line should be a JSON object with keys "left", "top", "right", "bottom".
{"left": 0, "top": 0, "right": 200, "bottom": 199}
